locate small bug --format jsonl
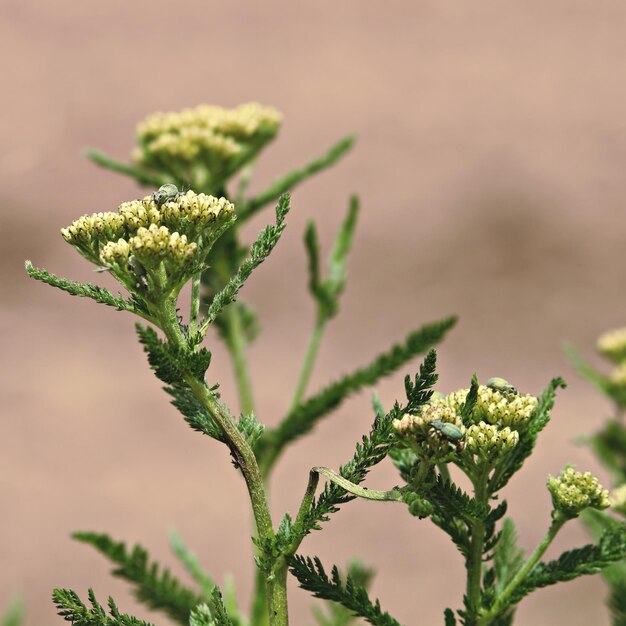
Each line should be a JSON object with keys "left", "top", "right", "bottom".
{"left": 430, "top": 419, "right": 464, "bottom": 452}
{"left": 486, "top": 377, "right": 519, "bottom": 396}
{"left": 153, "top": 184, "right": 180, "bottom": 207}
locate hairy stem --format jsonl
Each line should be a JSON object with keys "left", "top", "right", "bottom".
{"left": 157, "top": 299, "right": 287, "bottom": 626}
{"left": 189, "top": 272, "right": 201, "bottom": 338}
{"left": 466, "top": 466, "right": 489, "bottom": 619}
{"left": 476, "top": 512, "right": 568, "bottom": 625}
{"left": 290, "top": 316, "right": 326, "bottom": 413}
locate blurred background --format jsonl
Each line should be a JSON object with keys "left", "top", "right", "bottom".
{"left": 2, "top": 1, "right": 626, "bottom": 624}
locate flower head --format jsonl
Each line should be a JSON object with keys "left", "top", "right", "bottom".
{"left": 464, "top": 421, "right": 519, "bottom": 461}
{"left": 609, "top": 484, "right": 626, "bottom": 517}
{"left": 393, "top": 404, "right": 465, "bottom": 462}
{"left": 547, "top": 466, "right": 610, "bottom": 518}
{"left": 62, "top": 187, "right": 235, "bottom": 298}
{"left": 434, "top": 384, "right": 538, "bottom": 430}
{"left": 134, "top": 103, "right": 282, "bottom": 185}
{"left": 598, "top": 327, "right": 626, "bottom": 364}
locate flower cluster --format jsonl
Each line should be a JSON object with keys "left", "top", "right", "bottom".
{"left": 464, "top": 422, "right": 519, "bottom": 461}
{"left": 133, "top": 103, "right": 282, "bottom": 185}
{"left": 609, "top": 362, "right": 626, "bottom": 388}
{"left": 609, "top": 484, "right": 626, "bottom": 516}
{"left": 547, "top": 466, "right": 610, "bottom": 518}
{"left": 437, "top": 384, "right": 538, "bottom": 430}
{"left": 598, "top": 327, "right": 626, "bottom": 364}
{"left": 62, "top": 186, "right": 235, "bottom": 298}
{"left": 393, "top": 404, "right": 465, "bottom": 462}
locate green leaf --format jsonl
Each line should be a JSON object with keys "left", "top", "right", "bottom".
{"left": 587, "top": 420, "right": 626, "bottom": 484}
{"left": 53, "top": 589, "right": 154, "bottom": 626}
{"left": 72, "top": 532, "right": 202, "bottom": 625}
{"left": 239, "top": 136, "right": 355, "bottom": 221}
{"left": 507, "top": 522, "right": 626, "bottom": 606}
{"left": 136, "top": 324, "right": 212, "bottom": 386}
{"left": 169, "top": 530, "right": 215, "bottom": 599}
{"left": 25, "top": 261, "right": 150, "bottom": 319}
{"left": 202, "top": 194, "right": 290, "bottom": 330}
{"left": 493, "top": 518, "right": 525, "bottom": 592}
{"left": 565, "top": 344, "right": 613, "bottom": 398}
{"left": 443, "top": 608, "right": 456, "bottom": 626}
{"left": 84, "top": 149, "right": 164, "bottom": 186}
{"left": 189, "top": 588, "right": 234, "bottom": 626}
{"left": 293, "top": 351, "right": 440, "bottom": 540}
{"left": 257, "top": 316, "right": 456, "bottom": 469}
{"left": 306, "top": 196, "right": 360, "bottom": 321}
{"left": 165, "top": 384, "right": 224, "bottom": 442}
{"left": 288, "top": 556, "right": 402, "bottom": 626}
{"left": 312, "top": 561, "right": 375, "bottom": 626}
{"left": 1, "top": 598, "right": 24, "bottom": 626}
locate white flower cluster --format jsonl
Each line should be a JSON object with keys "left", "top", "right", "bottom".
{"left": 62, "top": 186, "right": 235, "bottom": 296}
{"left": 134, "top": 103, "right": 282, "bottom": 179}
{"left": 547, "top": 466, "right": 610, "bottom": 518}
{"left": 393, "top": 404, "right": 465, "bottom": 462}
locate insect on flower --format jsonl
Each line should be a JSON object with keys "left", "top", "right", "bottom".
{"left": 486, "top": 377, "right": 518, "bottom": 396}
{"left": 153, "top": 183, "right": 181, "bottom": 207}
{"left": 430, "top": 419, "right": 464, "bottom": 452}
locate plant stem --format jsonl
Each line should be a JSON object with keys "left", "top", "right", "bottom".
{"left": 476, "top": 512, "right": 568, "bottom": 625}
{"left": 157, "top": 299, "right": 288, "bottom": 626}
{"left": 189, "top": 272, "right": 201, "bottom": 338}
{"left": 224, "top": 303, "right": 255, "bottom": 415}
{"left": 290, "top": 316, "right": 326, "bottom": 412}
{"left": 466, "top": 467, "right": 489, "bottom": 619}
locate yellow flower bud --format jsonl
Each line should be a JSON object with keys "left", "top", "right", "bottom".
{"left": 547, "top": 466, "right": 610, "bottom": 518}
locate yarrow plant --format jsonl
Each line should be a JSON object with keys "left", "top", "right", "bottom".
{"left": 568, "top": 328, "right": 626, "bottom": 624}
{"left": 25, "top": 103, "right": 626, "bottom": 626}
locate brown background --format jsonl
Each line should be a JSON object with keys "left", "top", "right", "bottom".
{"left": 2, "top": 1, "right": 626, "bottom": 624}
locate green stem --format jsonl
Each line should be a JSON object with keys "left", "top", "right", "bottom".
{"left": 189, "top": 272, "right": 201, "bottom": 338}
{"left": 157, "top": 300, "right": 288, "bottom": 626}
{"left": 290, "top": 316, "right": 326, "bottom": 412}
{"left": 224, "top": 303, "right": 255, "bottom": 415}
{"left": 476, "top": 512, "right": 568, "bottom": 625}
{"left": 466, "top": 467, "right": 489, "bottom": 618}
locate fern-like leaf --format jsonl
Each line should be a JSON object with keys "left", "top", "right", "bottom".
{"left": 257, "top": 317, "right": 456, "bottom": 468}
{"left": 288, "top": 556, "right": 402, "bottom": 626}
{"left": 53, "top": 589, "right": 154, "bottom": 626}
{"left": 507, "top": 522, "right": 626, "bottom": 606}
{"left": 25, "top": 262, "right": 149, "bottom": 319}
{"left": 202, "top": 194, "right": 290, "bottom": 329}
{"left": 72, "top": 532, "right": 202, "bottom": 625}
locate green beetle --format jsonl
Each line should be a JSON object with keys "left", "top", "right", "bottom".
{"left": 486, "top": 377, "right": 518, "bottom": 396}
{"left": 430, "top": 419, "right": 464, "bottom": 451}
{"left": 153, "top": 183, "right": 180, "bottom": 207}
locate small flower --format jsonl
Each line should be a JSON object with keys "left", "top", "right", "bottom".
{"left": 609, "top": 363, "right": 626, "bottom": 388}
{"left": 129, "top": 224, "right": 197, "bottom": 269}
{"left": 434, "top": 385, "right": 538, "bottom": 430}
{"left": 393, "top": 404, "right": 465, "bottom": 462}
{"left": 61, "top": 211, "right": 126, "bottom": 263}
{"left": 597, "top": 327, "right": 626, "bottom": 364}
{"left": 547, "top": 466, "right": 610, "bottom": 518}
{"left": 609, "top": 484, "right": 626, "bottom": 516}
{"left": 159, "top": 190, "right": 235, "bottom": 239}
{"left": 465, "top": 421, "right": 519, "bottom": 461}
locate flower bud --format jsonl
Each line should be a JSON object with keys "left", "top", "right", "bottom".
{"left": 393, "top": 404, "right": 465, "bottom": 461}
{"left": 609, "top": 484, "right": 626, "bottom": 517}
{"left": 465, "top": 421, "right": 519, "bottom": 461}
{"left": 547, "top": 466, "right": 610, "bottom": 518}
{"left": 598, "top": 328, "right": 626, "bottom": 364}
